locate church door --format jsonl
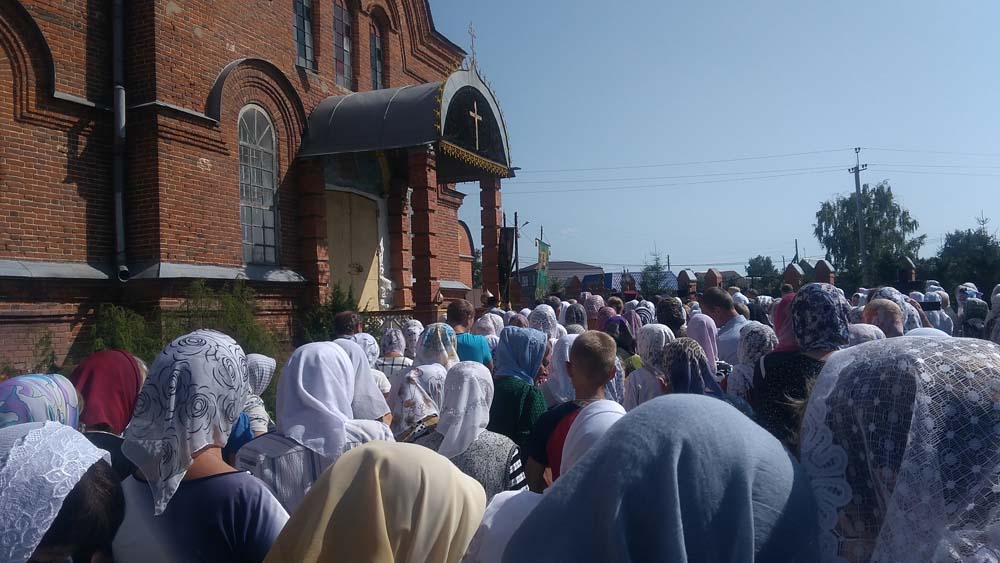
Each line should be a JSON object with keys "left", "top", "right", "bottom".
{"left": 326, "top": 190, "right": 383, "bottom": 311}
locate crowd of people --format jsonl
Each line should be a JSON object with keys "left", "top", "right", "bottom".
{"left": 3, "top": 279, "right": 1000, "bottom": 562}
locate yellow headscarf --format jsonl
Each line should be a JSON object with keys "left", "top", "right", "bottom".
{"left": 263, "top": 441, "right": 486, "bottom": 563}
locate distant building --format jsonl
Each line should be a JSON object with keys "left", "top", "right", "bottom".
{"left": 519, "top": 261, "right": 604, "bottom": 299}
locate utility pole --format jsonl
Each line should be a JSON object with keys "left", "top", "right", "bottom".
{"left": 667, "top": 255, "right": 671, "bottom": 272}
{"left": 850, "top": 147, "right": 869, "bottom": 285}
{"left": 782, "top": 255, "right": 786, "bottom": 270}
{"left": 514, "top": 212, "right": 520, "bottom": 289}
{"left": 794, "top": 239, "right": 799, "bottom": 262}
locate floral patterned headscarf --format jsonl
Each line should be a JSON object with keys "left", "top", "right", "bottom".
{"left": 414, "top": 323, "right": 459, "bottom": 369}
{"left": 0, "top": 374, "right": 80, "bottom": 429}
{"left": 791, "top": 283, "right": 851, "bottom": 353}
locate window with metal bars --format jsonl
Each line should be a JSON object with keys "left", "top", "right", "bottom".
{"left": 370, "top": 22, "right": 384, "bottom": 90}
{"left": 238, "top": 106, "right": 278, "bottom": 265}
{"left": 294, "top": 0, "right": 316, "bottom": 70}
{"left": 333, "top": 0, "right": 353, "bottom": 89}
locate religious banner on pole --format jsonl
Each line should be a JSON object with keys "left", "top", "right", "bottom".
{"left": 535, "top": 239, "right": 551, "bottom": 300}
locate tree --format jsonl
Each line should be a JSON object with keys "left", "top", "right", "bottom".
{"left": 640, "top": 252, "right": 671, "bottom": 296}
{"left": 922, "top": 216, "right": 1000, "bottom": 294}
{"left": 746, "top": 255, "right": 779, "bottom": 278}
{"left": 548, "top": 277, "right": 566, "bottom": 296}
{"left": 814, "top": 181, "right": 925, "bottom": 290}
{"left": 471, "top": 248, "right": 483, "bottom": 288}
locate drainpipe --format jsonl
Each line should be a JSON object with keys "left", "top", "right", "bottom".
{"left": 112, "top": 0, "right": 129, "bottom": 281}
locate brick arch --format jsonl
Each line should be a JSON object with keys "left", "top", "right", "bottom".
{"left": 206, "top": 58, "right": 307, "bottom": 159}
{"left": 458, "top": 220, "right": 475, "bottom": 256}
{"left": 362, "top": 0, "right": 402, "bottom": 32}
{"left": 0, "top": 0, "right": 56, "bottom": 119}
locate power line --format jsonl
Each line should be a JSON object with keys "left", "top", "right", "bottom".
{"left": 505, "top": 165, "right": 846, "bottom": 185}
{"left": 867, "top": 166, "right": 1000, "bottom": 178}
{"left": 869, "top": 162, "right": 1000, "bottom": 170}
{"left": 515, "top": 148, "right": 854, "bottom": 174}
{"left": 503, "top": 168, "right": 843, "bottom": 196}
{"left": 863, "top": 147, "right": 1000, "bottom": 158}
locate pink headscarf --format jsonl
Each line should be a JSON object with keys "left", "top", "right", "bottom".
{"left": 597, "top": 307, "right": 617, "bottom": 330}
{"left": 622, "top": 310, "right": 642, "bottom": 340}
{"left": 686, "top": 314, "right": 719, "bottom": 370}
{"left": 771, "top": 293, "right": 800, "bottom": 353}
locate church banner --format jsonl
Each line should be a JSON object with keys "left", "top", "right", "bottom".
{"left": 535, "top": 239, "right": 551, "bottom": 300}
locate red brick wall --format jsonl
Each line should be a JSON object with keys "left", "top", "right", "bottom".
{"left": 0, "top": 0, "right": 471, "bottom": 368}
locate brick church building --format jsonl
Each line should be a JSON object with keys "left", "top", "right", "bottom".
{"left": 0, "top": 0, "right": 512, "bottom": 368}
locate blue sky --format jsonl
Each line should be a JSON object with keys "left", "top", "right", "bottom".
{"left": 431, "top": 0, "right": 1000, "bottom": 274}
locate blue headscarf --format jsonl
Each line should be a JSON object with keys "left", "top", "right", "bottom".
{"left": 494, "top": 327, "right": 548, "bottom": 384}
{"left": 502, "top": 394, "right": 819, "bottom": 562}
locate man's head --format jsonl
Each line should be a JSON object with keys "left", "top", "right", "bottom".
{"left": 545, "top": 295, "right": 562, "bottom": 312}
{"left": 607, "top": 296, "right": 624, "bottom": 315}
{"left": 700, "top": 287, "right": 737, "bottom": 327}
{"left": 727, "top": 286, "right": 741, "bottom": 296}
{"left": 446, "top": 299, "right": 476, "bottom": 330}
{"left": 863, "top": 298, "right": 905, "bottom": 338}
{"left": 333, "top": 311, "right": 362, "bottom": 338}
{"left": 781, "top": 284, "right": 795, "bottom": 295}
{"left": 568, "top": 331, "right": 617, "bottom": 399}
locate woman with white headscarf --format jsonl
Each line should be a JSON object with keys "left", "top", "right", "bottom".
{"left": 412, "top": 362, "right": 525, "bottom": 500}
{"left": 244, "top": 354, "right": 276, "bottom": 436}
{"left": 263, "top": 442, "right": 486, "bottom": 563}
{"left": 375, "top": 328, "right": 413, "bottom": 380}
{"left": 801, "top": 337, "right": 1000, "bottom": 562}
{"left": 236, "top": 342, "right": 395, "bottom": 513}
{"left": 350, "top": 333, "right": 392, "bottom": 397}
{"left": 727, "top": 321, "right": 777, "bottom": 402}
{"left": 387, "top": 324, "right": 460, "bottom": 438}
{"left": 463, "top": 400, "right": 624, "bottom": 563}
{"left": 529, "top": 304, "right": 563, "bottom": 341}
{"left": 402, "top": 319, "right": 424, "bottom": 360}
{"left": 1, "top": 421, "right": 125, "bottom": 563}
{"left": 922, "top": 290, "right": 954, "bottom": 335}
{"left": 114, "top": 330, "right": 289, "bottom": 563}
{"left": 501, "top": 395, "right": 819, "bottom": 562}
{"left": 539, "top": 335, "right": 578, "bottom": 408}
{"left": 623, "top": 324, "right": 674, "bottom": 411}
{"left": 333, "top": 338, "right": 392, "bottom": 423}
{"left": 472, "top": 314, "right": 503, "bottom": 353}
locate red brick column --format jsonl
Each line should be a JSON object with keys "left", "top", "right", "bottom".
{"left": 480, "top": 177, "right": 502, "bottom": 298}
{"left": 409, "top": 147, "right": 440, "bottom": 324}
{"left": 297, "top": 158, "right": 330, "bottom": 306}
{"left": 388, "top": 178, "right": 414, "bottom": 308}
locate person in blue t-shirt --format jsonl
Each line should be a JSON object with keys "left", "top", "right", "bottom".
{"left": 447, "top": 299, "right": 494, "bottom": 371}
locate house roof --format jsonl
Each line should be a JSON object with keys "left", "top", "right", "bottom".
{"left": 519, "top": 260, "right": 603, "bottom": 273}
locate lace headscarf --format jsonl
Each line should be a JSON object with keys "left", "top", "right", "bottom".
{"left": 69, "top": 349, "right": 143, "bottom": 435}
{"left": 622, "top": 311, "right": 642, "bottom": 341}
{"left": 244, "top": 353, "right": 277, "bottom": 435}
{"left": 964, "top": 298, "right": 990, "bottom": 339}
{"left": 557, "top": 302, "right": 570, "bottom": 325}
{"left": 624, "top": 325, "right": 675, "bottom": 410}
{"left": 565, "top": 324, "right": 586, "bottom": 335}
{"left": 123, "top": 330, "right": 248, "bottom": 515}
{"left": 402, "top": 319, "right": 424, "bottom": 360}
{"left": 387, "top": 365, "right": 442, "bottom": 438}
{"left": 473, "top": 314, "right": 504, "bottom": 338}
{"left": 650, "top": 338, "right": 723, "bottom": 395}
{"left": 847, "top": 323, "right": 886, "bottom": 346}
{"left": 0, "top": 421, "right": 110, "bottom": 563}
{"left": 503, "top": 395, "right": 819, "bottom": 562}
{"left": 494, "top": 327, "right": 548, "bottom": 385}
{"left": 508, "top": 314, "right": 529, "bottom": 328}
{"left": 728, "top": 322, "right": 777, "bottom": 401}
{"left": 0, "top": 374, "right": 80, "bottom": 429}
{"left": 564, "top": 304, "right": 587, "bottom": 327}
{"left": 380, "top": 328, "right": 407, "bottom": 356}
{"left": 685, "top": 314, "right": 719, "bottom": 370}
{"left": 414, "top": 323, "right": 459, "bottom": 369}
{"left": 801, "top": 337, "right": 1000, "bottom": 562}
{"left": 792, "top": 283, "right": 851, "bottom": 353}
{"left": 350, "top": 333, "right": 381, "bottom": 365}
{"left": 528, "top": 305, "right": 560, "bottom": 340}
{"left": 436, "top": 362, "right": 493, "bottom": 459}
{"left": 584, "top": 295, "right": 606, "bottom": 319}
{"left": 540, "top": 335, "right": 579, "bottom": 406}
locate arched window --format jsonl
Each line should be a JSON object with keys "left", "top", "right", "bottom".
{"left": 370, "top": 21, "right": 384, "bottom": 90}
{"left": 238, "top": 106, "right": 278, "bottom": 265}
{"left": 294, "top": 0, "right": 316, "bottom": 70}
{"left": 333, "top": 0, "right": 353, "bottom": 89}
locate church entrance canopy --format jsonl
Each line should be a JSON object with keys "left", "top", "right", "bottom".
{"left": 298, "top": 66, "right": 514, "bottom": 182}
{"left": 298, "top": 66, "right": 512, "bottom": 320}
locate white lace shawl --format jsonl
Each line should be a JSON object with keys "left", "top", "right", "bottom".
{"left": 436, "top": 362, "right": 493, "bottom": 459}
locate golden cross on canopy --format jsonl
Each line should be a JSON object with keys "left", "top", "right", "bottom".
{"left": 469, "top": 100, "right": 483, "bottom": 151}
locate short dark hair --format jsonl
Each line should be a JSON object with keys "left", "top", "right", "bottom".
{"left": 781, "top": 284, "right": 795, "bottom": 295}
{"left": 333, "top": 311, "right": 362, "bottom": 337}
{"left": 447, "top": 299, "right": 475, "bottom": 326}
{"left": 545, "top": 296, "right": 562, "bottom": 311}
{"left": 701, "top": 287, "right": 735, "bottom": 312}
{"left": 570, "top": 331, "right": 617, "bottom": 385}
{"left": 39, "top": 460, "right": 125, "bottom": 561}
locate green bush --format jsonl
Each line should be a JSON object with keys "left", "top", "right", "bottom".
{"left": 91, "top": 304, "right": 164, "bottom": 365}
{"left": 301, "top": 282, "right": 359, "bottom": 343}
